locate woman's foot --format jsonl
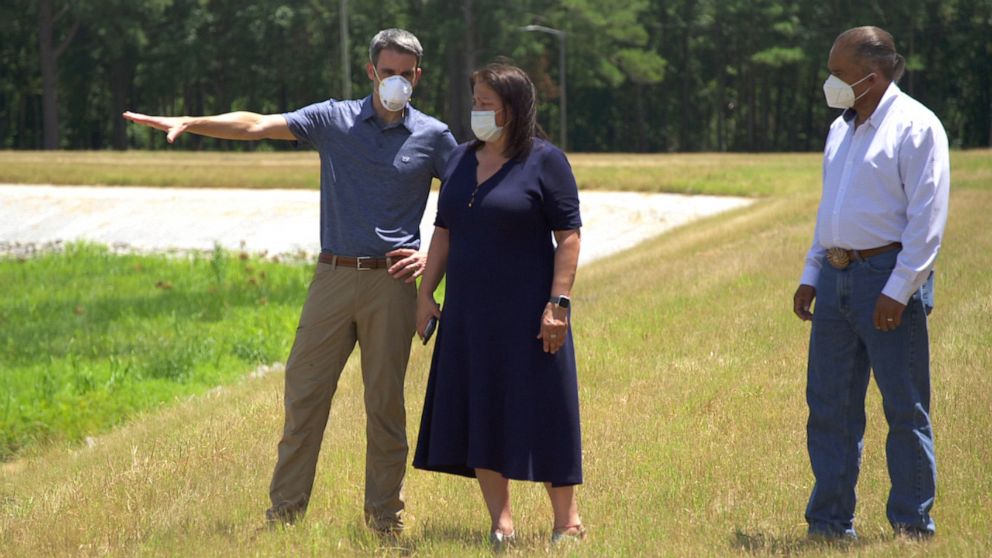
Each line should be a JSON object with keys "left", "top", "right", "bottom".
{"left": 551, "top": 524, "right": 587, "bottom": 545}
{"left": 489, "top": 527, "right": 516, "bottom": 550}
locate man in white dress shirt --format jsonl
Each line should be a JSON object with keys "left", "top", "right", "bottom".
{"left": 793, "top": 26, "right": 949, "bottom": 540}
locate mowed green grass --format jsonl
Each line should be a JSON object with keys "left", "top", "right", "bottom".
{"left": 3, "top": 149, "right": 987, "bottom": 196}
{"left": 0, "top": 151, "right": 990, "bottom": 557}
{"left": 0, "top": 245, "right": 312, "bottom": 460}
{"left": 0, "top": 244, "right": 447, "bottom": 462}
{"left": 2, "top": 149, "right": 987, "bottom": 196}
{"left": 0, "top": 149, "right": 820, "bottom": 195}
{"left": 0, "top": 151, "right": 325, "bottom": 190}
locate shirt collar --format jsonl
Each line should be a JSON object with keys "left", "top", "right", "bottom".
{"left": 359, "top": 95, "right": 417, "bottom": 132}
{"left": 867, "top": 82, "right": 900, "bottom": 128}
{"left": 842, "top": 81, "right": 901, "bottom": 128}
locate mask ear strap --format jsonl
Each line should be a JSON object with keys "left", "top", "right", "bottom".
{"left": 853, "top": 73, "right": 876, "bottom": 101}
{"left": 369, "top": 57, "right": 381, "bottom": 82}
{"left": 853, "top": 72, "right": 875, "bottom": 87}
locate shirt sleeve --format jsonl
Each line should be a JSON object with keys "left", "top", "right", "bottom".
{"left": 800, "top": 155, "right": 829, "bottom": 287}
{"left": 282, "top": 100, "right": 335, "bottom": 148}
{"left": 432, "top": 128, "right": 458, "bottom": 179}
{"left": 882, "top": 119, "right": 950, "bottom": 304}
{"left": 538, "top": 146, "right": 582, "bottom": 231}
{"left": 800, "top": 219, "right": 826, "bottom": 287}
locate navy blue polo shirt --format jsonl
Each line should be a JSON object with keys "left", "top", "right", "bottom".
{"left": 284, "top": 96, "right": 457, "bottom": 256}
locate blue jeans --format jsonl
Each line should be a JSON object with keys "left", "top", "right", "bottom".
{"left": 805, "top": 250, "right": 937, "bottom": 537}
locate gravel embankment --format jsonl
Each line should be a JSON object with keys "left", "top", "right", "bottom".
{"left": 0, "top": 184, "right": 752, "bottom": 265}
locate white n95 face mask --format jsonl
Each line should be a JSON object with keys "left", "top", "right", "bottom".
{"left": 471, "top": 110, "right": 504, "bottom": 142}
{"left": 822, "top": 73, "right": 874, "bottom": 109}
{"left": 372, "top": 64, "right": 413, "bottom": 112}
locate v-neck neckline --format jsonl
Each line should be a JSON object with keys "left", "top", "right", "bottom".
{"left": 473, "top": 149, "right": 513, "bottom": 188}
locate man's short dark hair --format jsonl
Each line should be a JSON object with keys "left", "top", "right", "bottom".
{"left": 369, "top": 28, "right": 423, "bottom": 67}
{"left": 836, "top": 26, "right": 906, "bottom": 82}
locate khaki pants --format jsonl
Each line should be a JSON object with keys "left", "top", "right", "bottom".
{"left": 268, "top": 263, "right": 416, "bottom": 529}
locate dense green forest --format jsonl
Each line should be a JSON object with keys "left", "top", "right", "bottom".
{"left": 2, "top": 0, "right": 990, "bottom": 152}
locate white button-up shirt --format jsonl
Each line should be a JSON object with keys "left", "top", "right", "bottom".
{"left": 801, "top": 83, "right": 950, "bottom": 304}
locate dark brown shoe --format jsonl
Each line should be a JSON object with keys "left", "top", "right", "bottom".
{"left": 265, "top": 506, "right": 303, "bottom": 527}
{"left": 367, "top": 516, "right": 404, "bottom": 538}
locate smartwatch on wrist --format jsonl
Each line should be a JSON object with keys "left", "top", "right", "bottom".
{"left": 549, "top": 295, "right": 571, "bottom": 309}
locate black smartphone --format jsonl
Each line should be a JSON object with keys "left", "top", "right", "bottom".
{"left": 422, "top": 316, "right": 438, "bottom": 345}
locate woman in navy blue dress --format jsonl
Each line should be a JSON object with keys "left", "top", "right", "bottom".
{"left": 413, "top": 63, "right": 585, "bottom": 546}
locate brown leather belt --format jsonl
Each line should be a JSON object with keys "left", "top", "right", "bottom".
{"left": 318, "top": 252, "right": 393, "bottom": 270}
{"left": 825, "top": 242, "right": 902, "bottom": 270}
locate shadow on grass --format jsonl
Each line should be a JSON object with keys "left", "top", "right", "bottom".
{"left": 249, "top": 516, "right": 490, "bottom": 556}
{"left": 416, "top": 522, "right": 488, "bottom": 544}
{"left": 358, "top": 519, "right": 489, "bottom": 556}
{"left": 731, "top": 529, "right": 876, "bottom": 555}
{"left": 3, "top": 279, "right": 305, "bottom": 353}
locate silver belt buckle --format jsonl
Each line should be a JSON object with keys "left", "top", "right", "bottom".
{"left": 355, "top": 256, "right": 372, "bottom": 270}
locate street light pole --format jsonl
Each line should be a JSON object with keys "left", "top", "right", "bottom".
{"left": 340, "top": 0, "right": 351, "bottom": 99}
{"left": 520, "top": 25, "right": 567, "bottom": 151}
{"left": 558, "top": 31, "right": 566, "bottom": 152}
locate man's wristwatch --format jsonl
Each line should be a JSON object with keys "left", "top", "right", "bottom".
{"left": 549, "top": 295, "right": 571, "bottom": 309}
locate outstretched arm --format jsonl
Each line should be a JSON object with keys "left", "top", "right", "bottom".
{"left": 122, "top": 111, "right": 296, "bottom": 143}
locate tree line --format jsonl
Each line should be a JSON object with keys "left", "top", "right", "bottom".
{"left": 1, "top": 0, "right": 989, "bottom": 152}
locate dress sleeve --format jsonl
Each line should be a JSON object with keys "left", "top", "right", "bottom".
{"left": 433, "top": 143, "right": 469, "bottom": 229}
{"left": 282, "top": 100, "right": 335, "bottom": 149}
{"left": 538, "top": 145, "right": 582, "bottom": 230}
{"left": 433, "top": 207, "right": 448, "bottom": 229}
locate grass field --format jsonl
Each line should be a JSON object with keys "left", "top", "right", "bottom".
{"left": 1, "top": 150, "right": 990, "bottom": 556}
{"left": 0, "top": 244, "right": 311, "bottom": 460}
{"left": 0, "top": 149, "right": 825, "bottom": 196}
{"left": 0, "top": 244, "right": 445, "bottom": 462}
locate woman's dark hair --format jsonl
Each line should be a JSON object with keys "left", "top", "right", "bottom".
{"left": 470, "top": 63, "right": 546, "bottom": 160}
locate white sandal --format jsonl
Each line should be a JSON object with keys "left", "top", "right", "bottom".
{"left": 489, "top": 528, "right": 516, "bottom": 550}
{"left": 551, "top": 524, "right": 587, "bottom": 544}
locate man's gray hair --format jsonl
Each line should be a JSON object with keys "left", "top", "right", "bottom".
{"left": 369, "top": 28, "right": 423, "bottom": 67}
{"left": 836, "top": 26, "right": 906, "bottom": 82}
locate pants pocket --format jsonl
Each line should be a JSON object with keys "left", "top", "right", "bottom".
{"left": 916, "top": 270, "right": 935, "bottom": 315}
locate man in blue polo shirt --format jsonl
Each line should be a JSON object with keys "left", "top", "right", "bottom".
{"left": 124, "top": 28, "right": 457, "bottom": 534}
